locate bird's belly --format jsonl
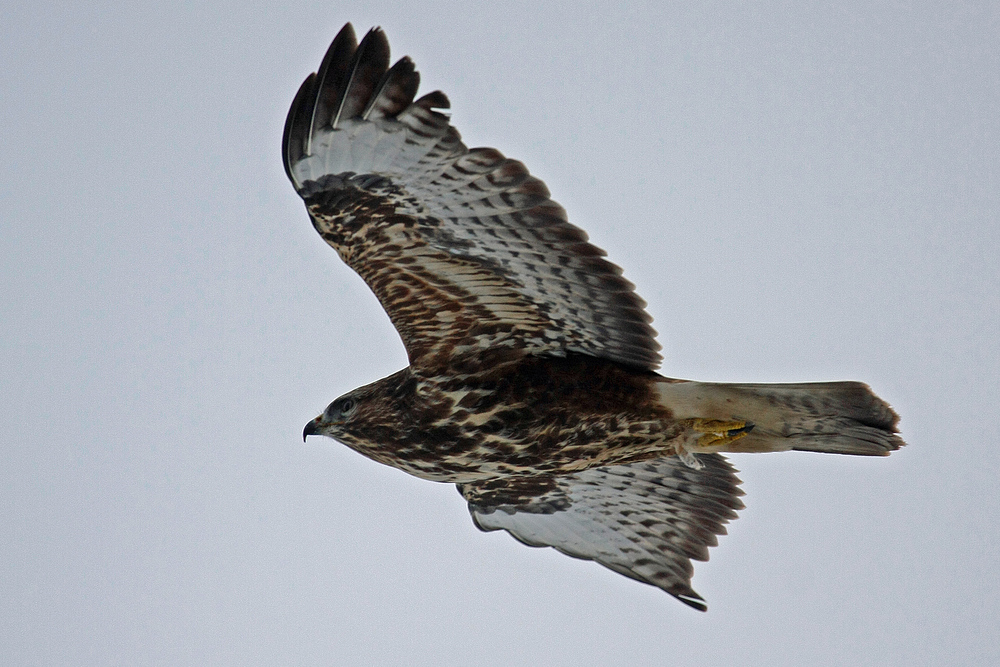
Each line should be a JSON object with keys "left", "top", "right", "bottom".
{"left": 374, "top": 416, "right": 685, "bottom": 484}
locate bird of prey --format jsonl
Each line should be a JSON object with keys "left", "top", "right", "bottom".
{"left": 287, "top": 23, "right": 904, "bottom": 610}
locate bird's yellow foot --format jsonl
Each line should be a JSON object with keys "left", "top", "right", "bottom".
{"left": 690, "top": 419, "right": 755, "bottom": 449}
{"left": 676, "top": 419, "right": 756, "bottom": 468}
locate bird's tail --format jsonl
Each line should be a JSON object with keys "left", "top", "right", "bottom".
{"left": 657, "top": 379, "right": 905, "bottom": 456}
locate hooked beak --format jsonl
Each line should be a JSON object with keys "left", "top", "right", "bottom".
{"left": 303, "top": 417, "right": 320, "bottom": 442}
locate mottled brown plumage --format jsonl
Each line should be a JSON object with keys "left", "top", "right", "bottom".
{"left": 286, "top": 24, "right": 905, "bottom": 610}
{"left": 305, "top": 353, "right": 683, "bottom": 482}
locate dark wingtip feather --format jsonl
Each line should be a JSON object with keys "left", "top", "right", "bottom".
{"left": 282, "top": 72, "right": 317, "bottom": 183}
{"left": 414, "top": 90, "right": 451, "bottom": 110}
{"left": 675, "top": 591, "right": 708, "bottom": 612}
{"left": 332, "top": 27, "right": 392, "bottom": 125}
{"left": 363, "top": 56, "right": 420, "bottom": 120}
{"left": 309, "top": 23, "right": 360, "bottom": 138}
{"left": 284, "top": 23, "right": 425, "bottom": 188}
{"left": 283, "top": 23, "right": 360, "bottom": 186}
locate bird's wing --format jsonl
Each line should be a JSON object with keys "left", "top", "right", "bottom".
{"left": 283, "top": 24, "right": 660, "bottom": 371}
{"left": 458, "top": 454, "right": 744, "bottom": 610}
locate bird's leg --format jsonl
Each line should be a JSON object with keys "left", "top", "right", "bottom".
{"left": 675, "top": 418, "right": 754, "bottom": 469}
{"left": 676, "top": 446, "right": 705, "bottom": 470}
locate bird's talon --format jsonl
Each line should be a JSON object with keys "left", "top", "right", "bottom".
{"left": 690, "top": 418, "right": 755, "bottom": 448}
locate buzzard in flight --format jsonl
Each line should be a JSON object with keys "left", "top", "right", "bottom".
{"left": 287, "top": 24, "right": 904, "bottom": 610}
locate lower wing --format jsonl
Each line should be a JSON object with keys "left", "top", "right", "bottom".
{"left": 458, "top": 454, "right": 744, "bottom": 610}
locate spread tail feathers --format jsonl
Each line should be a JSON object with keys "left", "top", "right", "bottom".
{"left": 658, "top": 380, "right": 905, "bottom": 456}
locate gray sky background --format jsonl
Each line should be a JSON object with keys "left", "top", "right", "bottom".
{"left": 2, "top": 1, "right": 998, "bottom": 664}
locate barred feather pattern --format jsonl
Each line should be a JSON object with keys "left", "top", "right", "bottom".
{"left": 461, "top": 455, "right": 745, "bottom": 610}
{"left": 283, "top": 24, "right": 660, "bottom": 371}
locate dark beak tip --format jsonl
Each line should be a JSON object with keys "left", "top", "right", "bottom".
{"left": 303, "top": 420, "right": 318, "bottom": 442}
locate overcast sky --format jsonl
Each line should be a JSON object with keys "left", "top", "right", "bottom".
{"left": 2, "top": 1, "right": 998, "bottom": 665}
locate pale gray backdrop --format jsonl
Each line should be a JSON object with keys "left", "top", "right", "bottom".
{"left": 2, "top": 1, "right": 998, "bottom": 664}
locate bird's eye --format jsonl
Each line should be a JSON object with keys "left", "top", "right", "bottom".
{"left": 325, "top": 396, "right": 357, "bottom": 421}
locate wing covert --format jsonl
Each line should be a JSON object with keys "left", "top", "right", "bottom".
{"left": 283, "top": 24, "right": 661, "bottom": 371}
{"left": 459, "top": 455, "right": 745, "bottom": 610}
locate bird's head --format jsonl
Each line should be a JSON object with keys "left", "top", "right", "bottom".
{"left": 303, "top": 391, "right": 363, "bottom": 442}
{"left": 302, "top": 368, "right": 416, "bottom": 445}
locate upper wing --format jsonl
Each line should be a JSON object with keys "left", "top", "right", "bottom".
{"left": 283, "top": 24, "right": 661, "bottom": 371}
{"left": 459, "top": 454, "right": 744, "bottom": 610}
